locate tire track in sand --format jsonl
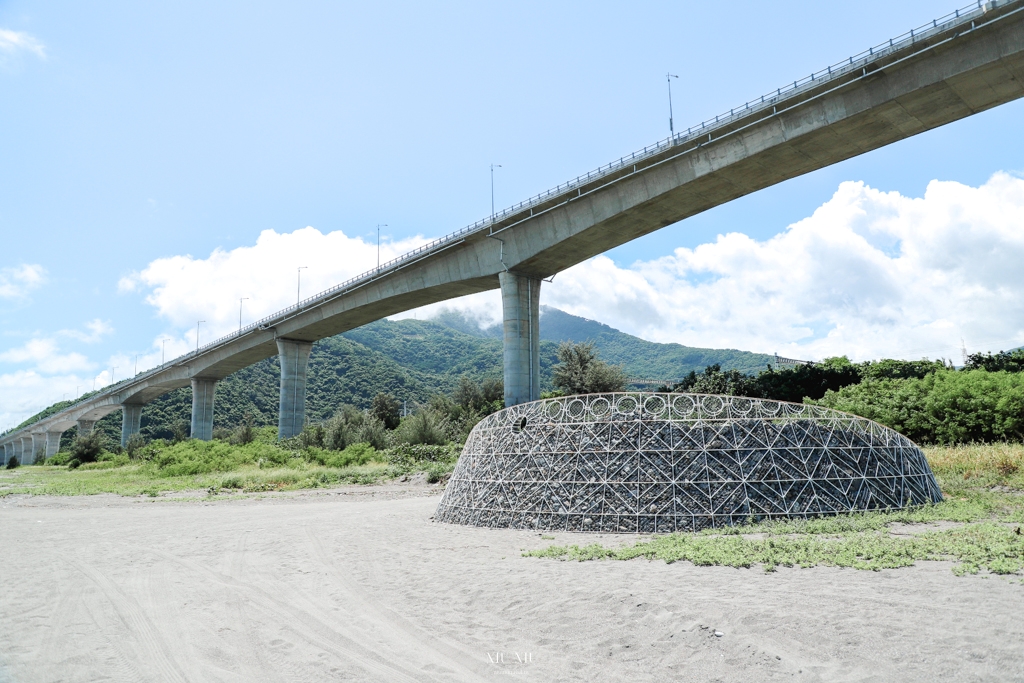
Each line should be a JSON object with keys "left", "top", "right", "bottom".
{"left": 137, "top": 545, "right": 436, "bottom": 683}
{"left": 38, "top": 563, "right": 87, "bottom": 683}
{"left": 303, "top": 524, "right": 494, "bottom": 682}
{"left": 225, "top": 531, "right": 286, "bottom": 682}
{"left": 66, "top": 557, "right": 191, "bottom": 683}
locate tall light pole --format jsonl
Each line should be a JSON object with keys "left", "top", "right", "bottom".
{"left": 297, "top": 267, "right": 308, "bottom": 304}
{"left": 161, "top": 338, "right": 169, "bottom": 365}
{"left": 76, "top": 386, "right": 80, "bottom": 399}
{"left": 239, "top": 297, "right": 249, "bottom": 332}
{"left": 196, "top": 321, "right": 205, "bottom": 352}
{"left": 490, "top": 164, "right": 502, "bottom": 222}
{"left": 376, "top": 224, "right": 388, "bottom": 269}
{"left": 134, "top": 354, "right": 139, "bottom": 376}
{"left": 111, "top": 366, "right": 118, "bottom": 385}
{"left": 666, "top": 73, "right": 679, "bottom": 137}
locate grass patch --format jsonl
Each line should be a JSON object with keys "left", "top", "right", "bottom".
{"left": 525, "top": 443, "right": 1024, "bottom": 576}
{"left": 0, "top": 439, "right": 458, "bottom": 497}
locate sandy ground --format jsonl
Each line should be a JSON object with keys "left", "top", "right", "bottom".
{"left": 1, "top": 484, "right": 1023, "bottom": 683}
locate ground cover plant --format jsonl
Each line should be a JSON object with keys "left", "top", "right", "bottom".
{"left": 525, "top": 443, "right": 1024, "bottom": 576}
{"left": 0, "top": 416, "right": 462, "bottom": 497}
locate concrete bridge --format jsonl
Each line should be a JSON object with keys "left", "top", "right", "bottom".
{"left": 4, "top": 0, "right": 1024, "bottom": 464}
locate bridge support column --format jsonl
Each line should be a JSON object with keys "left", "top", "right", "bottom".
{"left": 121, "top": 404, "right": 143, "bottom": 447}
{"left": 32, "top": 433, "right": 47, "bottom": 463}
{"left": 76, "top": 420, "right": 95, "bottom": 437}
{"left": 277, "top": 338, "right": 313, "bottom": 440}
{"left": 45, "top": 431, "right": 63, "bottom": 459}
{"left": 22, "top": 436, "right": 37, "bottom": 465}
{"left": 499, "top": 271, "right": 542, "bottom": 407}
{"left": 190, "top": 379, "right": 218, "bottom": 441}
{"left": 2, "top": 442, "right": 11, "bottom": 466}
{"left": 11, "top": 439, "right": 22, "bottom": 465}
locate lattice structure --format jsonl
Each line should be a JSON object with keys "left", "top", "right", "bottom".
{"left": 435, "top": 393, "right": 942, "bottom": 533}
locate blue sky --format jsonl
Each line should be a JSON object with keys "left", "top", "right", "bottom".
{"left": 2, "top": 0, "right": 1024, "bottom": 427}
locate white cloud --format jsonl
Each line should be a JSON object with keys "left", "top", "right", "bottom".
{"left": 120, "top": 226, "right": 430, "bottom": 342}
{"left": 0, "top": 29, "right": 45, "bottom": 59}
{"left": 402, "top": 173, "right": 1024, "bottom": 362}
{"left": 538, "top": 172, "right": 1024, "bottom": 361}
{"left": 0, "top": 338, "right": 92, "bottom": 374}
{"left": 58, "top": 318, "right": 114, "bottom": 344}
{"left": 0, "top": 369, "right": 103, "bottom": 433}
{"left": 0, "top": 263, "right": 46, "bottom": 300}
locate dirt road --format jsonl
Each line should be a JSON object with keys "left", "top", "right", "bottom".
{"left": 1, "top": 485, "right": 1021, "bottom": 682}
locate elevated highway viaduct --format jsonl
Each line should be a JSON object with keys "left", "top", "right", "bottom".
{"left": 4, "top": 0, "right": 1024, "bottom": 462}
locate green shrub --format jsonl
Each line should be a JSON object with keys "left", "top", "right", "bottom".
{"left": 70, "top": 431, "right": 106, "bottom": 464}
{"left": 298, "top": 423, "right": 326, "bottom": 449}
{"left": 552, "top": 341, "right": 627, "bottom": 394}
{"left": 48, "top": 450, "right": 71, "bottom": 466}
{"left": 815, "top": 369, "right": 1024, "bottom": 444}
{"left": 394, "top": 410, "right": 448, "bottom": 446}
{"left": 425, "top": 463, "right": 452, "bottom": 484}
{"left": 124, "top": 433, "right": 146, "bottom": 460}
{"left": 150, "top": 439, "right": 293, "bottom": 477}
{"left": 370, "top": 392, "right": 401, "bottom": 430}
{"left": 230, "top": 418, "right": 256, "bottom": 445}
{"left": 324, "top": 443, "right": 380, "bottom": 468}
{"left": 384, "top": 443, "right": 460, "bottom": 467}
{"left": 6, "top": 456, "right": 17, "bottom": 469}
{"left": 356, "top": 417, "right": 389, "bottom": 451}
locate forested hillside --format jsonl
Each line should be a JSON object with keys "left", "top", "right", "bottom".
{"left": 538, "top": 307, "right": 771, "bottom": 377}
{"left": 15, "top": 308, "right": 774, "bottom": 444}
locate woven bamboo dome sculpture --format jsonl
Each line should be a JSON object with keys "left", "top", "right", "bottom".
{"left": 435, "top": 393, "right": 942, "bottom": 533}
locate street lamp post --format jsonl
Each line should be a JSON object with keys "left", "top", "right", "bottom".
{"left": 490, "top": 164, "right": 502, "bottom": 223}
{"left": 297, "top": 267, "right": 308, "bottom": 305}
{"left": 161, "top": 338, "right": 168, "bottom": 365}
{"left": 196, "top": 321, "right": 205, "bottom": 353}
{"left": 239, "top": 297, "right": 249, "bottom": 332}
{"left": 376, "top": 224, "right": 388, "bottom": 269}
{"left": 111, "top": 366, "right": 118, "bottom": 385}
{"left": 666, "top": 73, "right": 679, "bottom": 137}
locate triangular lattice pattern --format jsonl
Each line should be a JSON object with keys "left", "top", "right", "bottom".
{"left": 435, "top": 393, "right": 943, "bottom": 533}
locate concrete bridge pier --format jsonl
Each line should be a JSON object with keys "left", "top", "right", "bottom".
{"left": 121, "top": 404, "right": 143, "bottom": 447}
{"left": 190, "top": 379, "right": 218, "bottom": 441}
{"left": 45, "top": 431, "right": 62, "bottom": 459}
{"left": 22, "top": 436, "right": 37, "bottom": 465}
{"left": 31, "top": 433, "right": 46, "bottom": 464}
{"left": 277, "top": 338, "right": 313, "bottom": 440}
{"left": 2, "top": 442, "right": 11, "bottom": 466}
{"left": 76, "top": 420, "right": 95, "bottom": 437}
{"left": 11, "top": 439, "right": 22, "bottom": 465}
{"left": 499, "top": 271, "right": 542, "bottom": 407}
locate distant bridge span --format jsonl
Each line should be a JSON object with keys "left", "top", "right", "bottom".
{"left": 4, "top": 0, "right": 1024, "bottom": 462}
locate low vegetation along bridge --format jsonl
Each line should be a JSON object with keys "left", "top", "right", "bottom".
{"left": 4, "top": 0, "right": 1024, "bottom": 464}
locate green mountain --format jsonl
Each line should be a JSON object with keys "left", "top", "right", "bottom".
{"left": 537, "top": 307, "right": 771, "bottom": 378}
{"left": 19, "top": 308, "right": 772, "bottom": 445}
